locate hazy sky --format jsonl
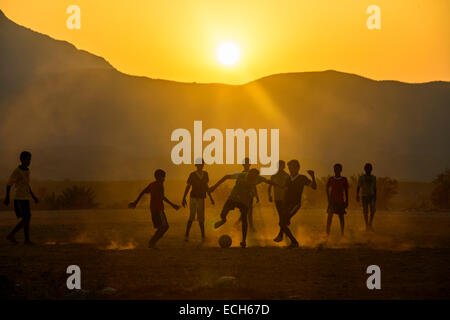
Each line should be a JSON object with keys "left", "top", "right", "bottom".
{"left": 2, "top": 0, "right": 449, "bottom": 84}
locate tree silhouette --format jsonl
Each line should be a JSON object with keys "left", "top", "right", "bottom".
{"left": 431, "top": 169, "right": 450, "bottom": 210}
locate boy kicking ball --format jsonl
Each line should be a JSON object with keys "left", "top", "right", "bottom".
{"left": 129, "top": 169, "right": 180, "bottom": 249}
{"left": 209, "top": 168, "right": 277, "bottom": 248}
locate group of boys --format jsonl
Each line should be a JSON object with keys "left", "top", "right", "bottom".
{"left": 4, "top": 152, "right": 377, "bottom": 249}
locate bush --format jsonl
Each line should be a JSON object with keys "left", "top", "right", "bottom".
{"left": 375, "top": 177, "right": 398, "bottom": 210}
{"left": 431, "top": 169, "right": 450, "bottom": 210}
{"left": 44, "top": 185, "right": 98, "bottom": 210}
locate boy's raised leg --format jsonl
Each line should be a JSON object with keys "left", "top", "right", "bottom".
{"left": 149, "top": 225, "right": 169, "bottom": 248}
{"left": 215, "top": 200, "right": 233, "bottom": 229}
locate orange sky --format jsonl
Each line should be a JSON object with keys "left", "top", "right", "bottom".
{"left": 2, "top": 0, "right": 449, "bottom": 84}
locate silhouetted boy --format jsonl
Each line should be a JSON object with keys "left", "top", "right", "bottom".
{"left": 275, "top": 160, "right": 316, "bottom": 247}
{"left": 326, "top": 163, "right": 349, "bottom": 237}
{"left": 268, "top": 160, "right": 290, "bottom": 240}
{"left": 181, "top": 159, "right": 214, "bottom": 242}
{"left": 129, "top": 169, "right": 180, "bottom": 248}
{"left": 237, "top": 157, "right": 259, "bottom": 230}
{"left": 356, "top": 163, "right": 377, "bottom": 231}
{"left": 4, "top": 151, "right": 39, "bottom": 245}
{"left": 210, "top": 168, "right": 277, "bottom": 248}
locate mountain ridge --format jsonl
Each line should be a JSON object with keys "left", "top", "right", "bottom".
{"left": 0, "top": 9, "right": 449, "bottom": 181}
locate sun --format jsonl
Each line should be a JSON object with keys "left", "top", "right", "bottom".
{"left": 217, "top": 42, "right": 240, "bottom": 66}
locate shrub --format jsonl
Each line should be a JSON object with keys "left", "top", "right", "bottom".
{"left": 431, "top": 169, "right": 450, "bottom": 210}
{"left": 44, "top": 185, "right": 98, "bottom": 210}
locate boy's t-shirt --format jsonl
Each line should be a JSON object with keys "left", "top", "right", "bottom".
{"left": 358, "top": 174, "right": 376, "bottom": 196}
{"left": 270, "top": 170, "right": 290, "bottom": 201}
{"left": 187, "top": 171, "right": 209, "bottom": 199}
{"left": 327, "top": 176, "right": 349, "bottom": 203}
{"left": 284, "top": 174, "right": 311, "bottom": 205}
{"left": 229, "top": 172, "right": 267, "bottom": 207}
{"left": 145, "top": 181, "right": 164, "bottom": 212}
{"left": 7, "top": 167, "right": 31, "bottom": 200}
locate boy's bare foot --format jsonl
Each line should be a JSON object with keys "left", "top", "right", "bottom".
{"left": 240, "top": 241, "right": 246, "bottom": 248}
{"left": 148, "top": 242, "right": 160, "bottom": 250}
{"left": 6, "top": 234, "right": 18, "bottom": 244}
{"left": 214, "top": 219, "right": 226, "bottom": 229}
{"left": 184, "top": 237, "right": 189, "bottom": 242}
{"left": 24, "top": 240, "right": 35, "bottom": 246}
{"left": 273, "top": 233, "right": 283, "bottom": 242}
{"left": 288, "top": 242, "right": 299, "bottom": 249}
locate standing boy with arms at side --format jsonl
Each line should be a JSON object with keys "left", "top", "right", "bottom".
{"left": 274, "top": 160, "right": 317, "bottom": 247}
{"left": 181, "top": 159, "right": 214, "bottom": 242}
{"left": 326, "top": 163, "right": 349, "bottom": 237}
{"left": 129, "top": 169, "right": 180, "bottom": 249}
{"left": 4, "top": 151, "right": 39, "bottom": 245}
{"left": 356, "top": 163, "right": 377, "bottom": 232}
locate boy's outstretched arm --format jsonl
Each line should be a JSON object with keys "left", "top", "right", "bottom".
{"left": 3, "top": 185, "right": 11, "bottom": 206}
{"left": 163, "top": 197, "right": 180, "bottom": 210}
{"left": 207, "top": 187, "right": 215, "bottom": 205}
{"left": 181, "top": 184, "right": 191, "bottom": 208}
{"left": 209, "top": 175, "right": 232, "bottom": 193}
{"left": 129, "top": 185, "right": 149, "bottom": 208}
{"left": 307, "top": 170, "right": 317, "bottom": 190}
{"left": 264, "top": 178, "right": 283, "bottom": 188}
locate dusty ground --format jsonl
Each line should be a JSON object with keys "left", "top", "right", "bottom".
{"left": 0, "top": 205, "right": 449, "bottom": 299}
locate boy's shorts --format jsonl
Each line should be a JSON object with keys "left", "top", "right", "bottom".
{"left": 327, "top": 201, "right": 347, "bottom": 215}
{"left": 189, "top": 197, "right": 205, "bottom": 222}
{"left": 151, "top": 210, "right": 168, "bottom": 229}
{"left": 362, "top": 195, "right": 376, "bottom": 214}
{"left": 221, "top": 199, "right": 248, "bottom": 221}
{"left": 14, "top": 200, "right": 31, "bottom": 219}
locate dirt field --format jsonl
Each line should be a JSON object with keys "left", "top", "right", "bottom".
{"left": 0, "top": 205, "right": 449, "bottom": 299}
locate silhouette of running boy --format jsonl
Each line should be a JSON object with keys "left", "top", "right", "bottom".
{"left": 129, "top": 169, "right": 180, "bottom": 248}
{"left": 326, "top": 163, "right": 349, "bottom": 237}
{"left": 182, "top": 159, "right": 214, "bottom": 242}
{"left": 274, "top": 160, "right": 317, "bottom": 247}
{"left": 356, "top": 163, "right": 377, "bottom": 231}
{"left": 4, "top": 151, "right": 39, "bottom": 245}
{"left": 210, "top": 168, "right": 277, "bottom": 248}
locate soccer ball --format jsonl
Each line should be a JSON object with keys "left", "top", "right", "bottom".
{"left": 218, "top": 234, "right": 232, "bottom": 248}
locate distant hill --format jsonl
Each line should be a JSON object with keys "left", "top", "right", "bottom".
{"left": 0, "top": 9, "right": 449, "bottom": 181}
